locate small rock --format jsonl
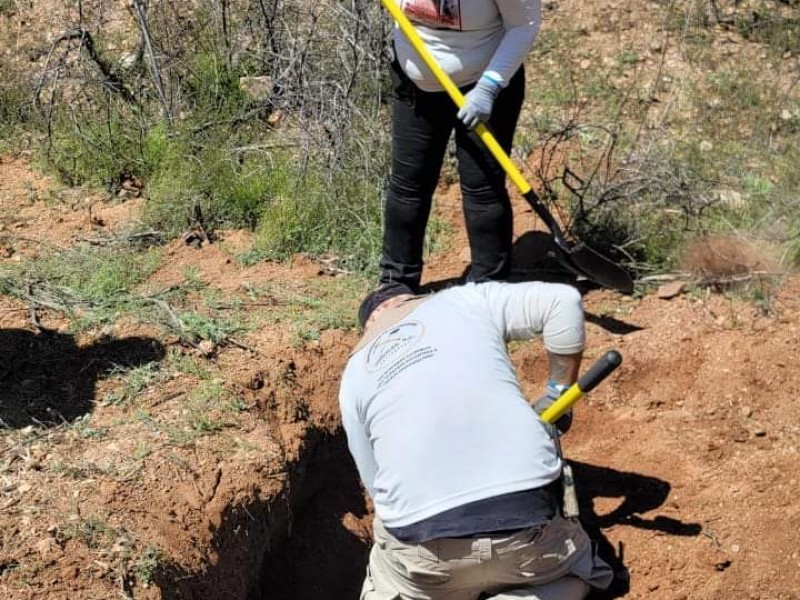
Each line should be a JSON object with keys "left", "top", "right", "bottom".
{"left": 753, "top": 427, "right": 767, "bottom": 437}
{"left": 649, "top": 40, "right": 663, "bottom": 52}
{"left": 700, "top": 140, "right": 714, "bottom": 152}
{"left": 197, "top": 340, "right": 217, "bottom": 357}
{"left": 780, "top": 109, "right": 793, "bottom": 121}
{"left": 36, "top": 537, "right": 60, "bottom": 557}
{"left": 580, "top": 59, "right": 592, "bottom": 70}
{"left": 17, "top": 483, "right": 32, "bottom": 494}
{"left": 731, "top": 544, "right": 741, "bottom": 553}
{"left": 740, "top": 406, "right": 752, "bottom": 418}
{"left": 249, "top": 372, "right": 265, "bottom": 390}
{"left": 657, "top": 280, "right": 685, "bottom": 299}
{"left": 182, "top": 230, "right": 206, "bottom": 248}
{"left": 714, "top": 559, "right": 732, "bottom": 571}
{"left": 119, "top": 50, "right": 140, "bottom": 70}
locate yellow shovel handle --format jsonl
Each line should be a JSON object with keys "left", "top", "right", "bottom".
{"left": 381, "top": 0, "right": 532, "bottom": 195}
{"left": 540, "top": 350, "right": 623, "bottom": 424}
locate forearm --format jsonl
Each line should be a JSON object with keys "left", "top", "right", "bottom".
{"left": 483, "top": 0, "right": 541, "bottom": 87}
{"left": 483, "top": 24, "right": 539, "bottom": 87}
{"left": 547, "top": 351, "right": 582, "bottom": 387}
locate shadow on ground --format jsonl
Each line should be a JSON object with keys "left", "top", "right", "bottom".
{"left": 0, "top": 328, "right": 165, "bottom": 428}
{"left": 572, "top": 460, "right": 703, "bottom": 599}
{"left": 421, "top": 230, "right": 575, "bottom": 294}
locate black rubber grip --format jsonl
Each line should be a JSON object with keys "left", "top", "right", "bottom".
{"left": 577, "top": 350, "right": 622, "bottom": 393}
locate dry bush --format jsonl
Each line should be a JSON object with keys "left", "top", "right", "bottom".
{"left": 10, "top": 0, "right": 391, "bottom": 266}
{"left": 679, "top": 236, "right": 782, "bottom": 279}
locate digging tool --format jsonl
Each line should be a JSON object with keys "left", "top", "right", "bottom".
{"left": 380, "top": 0, "right": 634, "bottom": 295}
{"left": 540, "top": 349, "right": 623, "bottom": 518}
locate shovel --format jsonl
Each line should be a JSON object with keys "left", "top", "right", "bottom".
{"left": 381, "top": 0, "right": 634, "bottom": 295}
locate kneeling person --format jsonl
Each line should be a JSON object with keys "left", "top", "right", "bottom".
{"left": 339, "top": 281, "right": 613, "bottom": 600}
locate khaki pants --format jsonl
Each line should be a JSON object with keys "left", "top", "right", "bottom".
{"left": 361, "top": 516, "right": 612, "bottom": 600}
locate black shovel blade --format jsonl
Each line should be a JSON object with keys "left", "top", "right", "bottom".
{"left": 522, "top": 190, "right": 634, "bottom": 294}
{"left": 558, "top": 242, "right": 634, "bottom": 295}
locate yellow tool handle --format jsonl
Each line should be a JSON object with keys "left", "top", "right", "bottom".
{"left": 540, "top": 385, "right": 583, "bottom": 425}
{"left": 381, "top": 0, "right": 532, "bottom": 195}
{"left": 540, "top": 350, "right": 623, "bottom": 424}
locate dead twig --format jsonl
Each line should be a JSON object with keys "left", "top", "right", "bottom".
{"left": 0, "top": 233, "right": 69, "bottom": 251}
{"left": 25, "top": 282, "right": 42, "bottom": 333}
{"left": 75, "top": 231, "right": 165, "bottom": 246}
{"left": 35, "top": 27, "right": 138, "bottom": 109}
{"left": 639, "top": 273, "right": 695, "bottom": 283}
{"left": 0, "top": 422, "right": 68, "bottom": 458}
{"left": 131, "top": 0, "right": 173, "bottom": 125}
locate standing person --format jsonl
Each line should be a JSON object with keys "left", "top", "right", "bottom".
{"left": 380, "top": 0, "right": 542, "bottom": 291}
{"left": 339, "top": 280, "right": 613, "bottom": 600}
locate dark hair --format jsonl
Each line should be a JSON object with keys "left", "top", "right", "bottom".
{"left": 358, "top": 283, "right": 415, "bottom": 327}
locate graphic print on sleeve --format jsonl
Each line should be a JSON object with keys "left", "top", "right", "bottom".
{"left": 400, "top": 0, "right": 462, "bottom": 30}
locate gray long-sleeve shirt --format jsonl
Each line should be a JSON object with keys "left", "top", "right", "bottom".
{"left": 393, "top": 0, "right": 542, "bottom": 91}
{"left": 338, "top": 281, "right": 585, "bottom": 529}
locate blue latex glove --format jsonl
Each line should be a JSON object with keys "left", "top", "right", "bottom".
{"left": 457, "top": 76, "right": 501, "bottom": 129}
{"left": 534, "top": 380, "right": 573, "bottom": 435}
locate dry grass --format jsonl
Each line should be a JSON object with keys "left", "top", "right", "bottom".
{"left": 680, "top": 236, "right": 782, "bottom": 279}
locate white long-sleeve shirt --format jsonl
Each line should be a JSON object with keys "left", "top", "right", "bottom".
{"left": 338, "top": 282, "right": 585, "bottom": 529}
{"left": 393, "top": 0, "right": 542, "bottom": 91}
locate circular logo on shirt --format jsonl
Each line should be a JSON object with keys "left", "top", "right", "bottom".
{"left": 365, "top": 321, "right": 424, "bottom": 373}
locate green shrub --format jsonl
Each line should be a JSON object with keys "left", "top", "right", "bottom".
{"left": 0, "top": 82, "right": 35, "bottom": 149}
{"left": 733, "top": 6, "right": 800, "bottom": 53}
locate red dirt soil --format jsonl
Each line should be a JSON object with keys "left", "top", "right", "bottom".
{"left": 1, "top": 153, "right": 799, "bottom": 599}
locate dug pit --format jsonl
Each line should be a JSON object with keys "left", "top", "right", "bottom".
{"left": 153, "top": 428, "right": 372, "bottom": 600}
{"left": 253, "top": 430, "right": 372, "bottom": 600}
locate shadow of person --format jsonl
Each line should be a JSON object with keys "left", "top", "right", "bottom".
{"left": 0, "top": 327, "right": 165, "bottom": 429}
{"left": 421, "top": 231, "right": 575, "bottom": 294}
{"left": 508, "top": 230, "right": 579, "bottom": 287}
{"left": 569, "top": 460, "right": 703, "bottom": 599}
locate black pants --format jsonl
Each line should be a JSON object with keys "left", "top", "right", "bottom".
{"left": 380, "top": 60, "right": 525, "bottom": 291}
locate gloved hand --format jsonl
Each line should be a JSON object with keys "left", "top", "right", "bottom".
{"left": 457, "top": 76, "right": 501, "bottom": 129}
{"left": 534, "top": 380, "right": 573, "bottom": 435}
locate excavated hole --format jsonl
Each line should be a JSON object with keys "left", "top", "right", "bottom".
{"left": 154, "top": 428, "right": 371, "bottom": 600}
{"left": 252, "top": 429, "right": 371, "bottom": 600}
